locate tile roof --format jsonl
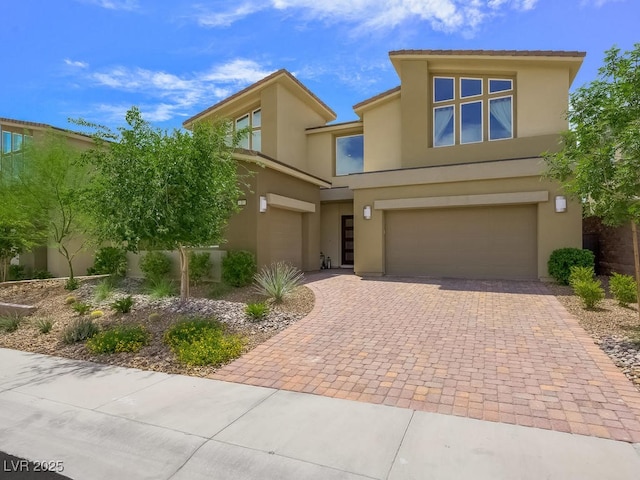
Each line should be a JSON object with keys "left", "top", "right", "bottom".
{"left": 389, "top": 49, "right": 586, "bottom": 57}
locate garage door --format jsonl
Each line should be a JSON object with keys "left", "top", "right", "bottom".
{"left": 269, "top": 208, "right": 303, "bottom": 269}
{"left": 385, "top": 205, "right": 537, "bottom": 279}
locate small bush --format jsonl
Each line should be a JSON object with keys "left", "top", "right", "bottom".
{"left": 86, "top": 325, "right": 149, "bottom": 354}
{"left": 572, "top": 278, "right": 605, "bottom": 309}
{"left": 8, "top": 264, "right": 26, "bottom": 281}
{"left": 140, "top": 251, "right": 172, "bottom": 284}
{"left": 569, "top": 266, "right": 595, "bottom": 287}
{"left": 94, "top": 278, "right": 115, "bottom": 302}
{"left": 34, "top": 318, "right": 54, "bottom": 334}
{"left": 148, "top": 278, "right": 176, "bottom": 299}
{"left": 72, "top": 302, "right": 91, "bottom": 315}
{"left": 87, "top": 246, "right": 128, "bottom": 277}
{"left": 245, "top": 302, "right": 269, "bottom": 321}
{"left": 222, "top": 250, "right": 257, "bottom": 287}
{"left": 189, "top": 251, "right": 212, "bottom": 286}
{"left": 90, "top": 310, "right": 104, "bottom": 318}
{"left": 65, "top": 278, "right": 79, "bottom": 291}
{"left": 209, "top": 282, "right": 232, "bottom": 299}
{"left": 610, "top": 273, "right": 637, "bottom": 307}
{"left": 148, "top": 312, "right": 161, "bottom": 322}
{"left": 32, "top": 270, "right": 53, "bottom": 279}
{"left": 0, "top": 315, "right": 21, "bottom": 333}
{"left": 61, "top": 318, "right": 99, "bottom": 344}
{"left": 254, "top": 262, "right": 303, "bottom": 303}
{"left": 164, "top": 318, "right": 244, "bottom": 366}
{"left": 548, "top": 248, "right": 595, "bottom": 285}
{"left": 64, "top": 295, "right": 77, "bottom": 305}
{"left": 111, "top": 295, "right": 134, "bottom": 314}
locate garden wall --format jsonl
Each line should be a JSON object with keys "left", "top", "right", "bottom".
{"left": 583, "top": 217, "right": 639, "bottom": 276}
{"left": 126, "top": 248, "right": 226, "bottom": 282}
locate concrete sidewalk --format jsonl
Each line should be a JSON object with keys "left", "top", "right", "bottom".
{"left": 1, "top": 348, "right": 639, "bottom": 480}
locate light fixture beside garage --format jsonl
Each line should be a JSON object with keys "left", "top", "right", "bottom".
{"left": 237, "top": 199, "right": 247, "bottom": 207}
{"left": 555, "top": 195, "right": 567, "bottom": 213}
{"left": 363, "top": 205, "right": 372, "bottom": 220}
{"left": 259, "top": 196, "right": 268, "bottom": 213}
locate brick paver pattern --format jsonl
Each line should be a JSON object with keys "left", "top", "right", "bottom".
{"left": 212, "top": 273, "right": 640, "bottom": 442}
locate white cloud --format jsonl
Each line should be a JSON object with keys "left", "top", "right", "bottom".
{"left": 78, "top": 0, "right": 139, "bottom": 10}
{"left": 580, "top": 0, "right": 624, "bottom": 6}
{"left": 194, "top": 2, "right": 258, "bottom": 27}
{"left": 64, "top": 59, "right": 89, "bottom": 68}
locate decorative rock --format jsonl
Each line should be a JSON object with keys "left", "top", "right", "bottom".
{"left": 0, "top": 302, "right": 36, "bottom": 317}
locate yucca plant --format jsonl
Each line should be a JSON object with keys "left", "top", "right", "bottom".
{"left": 0, "top": 314, "right": 21, "bottom": 333}
{"left": 34, "top": 317, "right": 54, "bottom": 334}
{"left": 253, "top": 262, "right": 303, "bottom": 303}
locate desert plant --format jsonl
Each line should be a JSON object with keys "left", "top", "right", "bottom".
{"left": 139, "top": 251, "right": 172, "bottom": 284}
{"left": 0, "top": 314, "right": 21, "bottom": 333}
{"left": 8, "top": 264, "right": 26, "bottom": 281}
{"left": 572, "top": 278, "right": 605, "bottom": 309}
{"left": 64, "top": 295, "right": 77, "bottom": 305}
{"left": 94, "top": 278, "right": 115, "bottom": 302}
{"left": 254, "top": 262, "right": 303, "bottom": 303}
{"left": 72, "top": 302, "right": 91, "bottom": 315}
{"left": 548, "top": 248, "right": 595, "bottom": 285}
{"left": 164, "top": 317, "right": 244, "bottom": 366}
{"left": 609, "top": 273, "right": 637, "bottom": 307}
{"left": 245, "top": 302, "right": 269, "bottom": 321}
{"left": 34, "top": 317, "right": 54, "bottom": 334}
{"left": 86, "top": 325, "right": 149, "bottom": 354}
{"left": 222, "top": 250, "right": 257, "bottom": 287}
{"left": 111, "top": 295, "right": 134, "bottom": 314}
{"left": 32, "top": 269, "right": 53, "bottom": 279}
{"left": 65, "top": 277, "right": 79, "bottom": 291}
{"left": 569, "top": 266, "right": 595, "bottom": 287}
{"left": 148, "top": 278, "right": 176, "bottom": 299}
{"left": 87, "top": 246, "right": 128, "bottom": 277}
{"left": 90, "top": 310, "right": 104, "bottom": 318}
{"left": 148, "top": 312, "right": 161, "bottom": 322}
{"left": 61, "top": 318, "right": 99, "bottom": 344}
{"left": 189, "top": 251, "right": 212, "bottom": 286}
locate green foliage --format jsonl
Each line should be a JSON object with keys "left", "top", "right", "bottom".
{"left": 33, "top": 270, "right": 53, "bottom": 279}
{"left": 0, "top": 315, "right": 21, "bottom": 333}
{"left": 609, "top": 273, "right": 637, "bottom": 306}
{"left": 94, "top": 278, "right": 115, "bottom": 302}
{"left": 65, "top": 278, "right": 80, "bottom": 291}
{"left": 140, "top": 251, "right": 172, "bottom": 284}
{"left": 34, "top": 317, "right": 54, "bottom": 334}
{"left": 548, "top": 248, "right": 595, "bottom": 285}
{"left": 111, "top": 295, "right": 134, "bottom": 314}
{"left": 164, "top": 317, "right": 244, "bottom": 366}
{"left": 208, "top": 282, "right": 232, "bottom": 299}
{"left": 72, "top": 302, "right": 91, "bottom": 315}
{"left": 8, "top": 264, "right": 26, "bottom": 281}
{"left": 61, "top": 318, "right": 99, "bottom": 344}
{"left": 189, "top": 251, "right": 212, "bottom": 286}
{"left": 0, "top": 210, "right": 46, "bottom": 283}
{"left": 222, "top": 250, "right": 257, "bottom": 287}
{"left": 86, "top": 325, "right": 149, "bottom": 354}
{"left": 572, "top": 278, "right": 605, "bottom": 309}
{"left": 568, "top": 266, "right": 595, "bottom": 286}
{"left": 88, "top": 246, "right": 128, "bottom": 277}
{"left": 148, "top": 278, "right": 176, "bottom": 299}
{"left": 253, "top": 262, "right": 304, "bottom": 303}
{"left": 245, "top": 302, "right": 269, "bottom": 321}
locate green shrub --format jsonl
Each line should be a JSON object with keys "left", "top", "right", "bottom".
{"left": 94, "top": 278, "right": 115, "bottom": 302}
{"left": 8, "top": 265, "right": 26, "bottom": 281}
{"left": 148, "top": 312, "right": 161, "bottom": 322}
{"left": 189, "top": 251, "right": 212, "bottom": 286}
{"left": 609, "top": 273, "right": 637, "bottom": 307}
{"left": 0, "top": 315, "right": 21, "bottom": 333}
{"left": 87, "top": 246, "right": 128, "bottom": 277}
{"left": 111, "top": 295, "right": 134, "bottom": 314}
{"left": 569, "top": 266, "right": 595, "bottom": 286}
{"left": 548, "top": 248, "right": 595, "bottom": 285}
{"left": 139, "top": 251, "right": 172, "bottom": 284}
{"left": 245, "top": 302, "right": 269, "bottom": 321}
{"left": 72, "top": 302, "right": 91, "bottom": 315}
{"left": 34, "top": 318, "right": 53, "bottom": 334}
{"left": 64, "top": 295, "right": 77, "bottom": 305}
{"left": 32, "top": 269, "right": 53, "bottom": 279}
{"left": 254, "top": 262, "right": 303, "bottom": 303}
{"left": 164, "top": 318, "right": 244, "bottom": 366}
{"left": 222, "top": 250, "right": 257, "bottom": 287}
{"left": 65, "top": 278, "right": 79, "bottom": 291}
{"left": 572, "top": 278, "right": 605, "bottom": 309}
{"left": 86, "top": 325, "right": 149, "bottom": 354}
{"left": 61, "top": 318, "right": 99, "bottom": 344}
{"left": 148, "top": 278, "right": 176, "bottom": 299}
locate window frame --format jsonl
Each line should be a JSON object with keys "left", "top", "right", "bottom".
{"left": 488, "top": 95, "right": 514, "bottom": 141}
{"left": 459, "top": 99, "right": 483, "bottom": 145}
{"left": 235, "top": 108, "right": 262, "bottom": 152}
{"left": 335, "top": 133, "right": 364, "bottom": 176}
{"left": 433, "top": 105, "right": 455, "bottom": 148}
{"left": 488, "top": 78, "right": 513, "bottom": 94}
{"left": 460, "top": 77, "right": 483, "bottom": 99}
{"left": 433, "top": 76, "right": 455, "bottom": 103}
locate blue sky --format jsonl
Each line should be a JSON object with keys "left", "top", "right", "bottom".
{"left": 2, "top": 0, "right": 637, "bottom": 132}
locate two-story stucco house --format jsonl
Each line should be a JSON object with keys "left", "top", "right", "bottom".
{"left": 186, "top": 49, "right": 585, "bottom": 281}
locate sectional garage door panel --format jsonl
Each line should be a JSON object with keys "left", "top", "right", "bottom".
{"left": 385, "top": 205, "right": 537, "bottom": 279}
{"left": 269, "top": 208, "right": 303, "bottom": 269}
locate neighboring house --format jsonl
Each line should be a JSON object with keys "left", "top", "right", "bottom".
{"left": 185, "top": 49, "right": 586, "bottom": 281}
{"left": 0, "top": 118, "right": 95, "bottom": 277}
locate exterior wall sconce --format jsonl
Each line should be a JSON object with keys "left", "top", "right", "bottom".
{"left": 259, "top": 196, "right": 267, "bottom": 213}
{"left": 363, "top": 205, "right": 372, "bottom": 220}
{"left": 237, "top": 199, "right": 247, "bottom": 207}
{"left": 555, "top": 195, "right": 567, "bottom": 213}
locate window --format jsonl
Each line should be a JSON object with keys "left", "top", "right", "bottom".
{"left": 336, "top": 134, "right": 364, "bottom": 176}
{"left": 2, "top": 131, "right": 11, "bottom": 154}
{"left": 235, "top": 108, "right": 261, "bottom": 152}
{"left": 432, "top": 75, "right": 514, "bottom": 147}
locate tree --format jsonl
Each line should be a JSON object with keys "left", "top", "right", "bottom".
{"left": 545, "top": 43, "right": 640, "bottom": 319}
{"left": 78, "top": 107, "right": 244, "bottom": 299}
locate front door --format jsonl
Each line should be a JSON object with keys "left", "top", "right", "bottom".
{"left": 341, "top": 215, "right": 354, "bottom": 266}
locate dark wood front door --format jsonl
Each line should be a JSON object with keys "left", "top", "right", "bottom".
{"left": 341, "top": 215, "right": 354, "bottom": 266}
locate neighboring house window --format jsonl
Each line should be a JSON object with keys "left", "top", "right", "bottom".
{"left": 432, "top": 76, "right": 514, "bottom": 147}
{"left": 235, "top": 108, "right": 261, "bottom": 152}
{"left": 335, "top": 134, "right": 364, "bottom": 176}
{"left": 0, "top": 129, "right": 31, "bottom": 177}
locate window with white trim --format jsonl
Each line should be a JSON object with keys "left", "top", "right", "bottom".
{"left": 235, "top": 108, "right": 261, "bottom": 152}
{"left": 335, "top": 134, "right": 364, "bottom": 176}
{"left": 432, "top": 75, "right": 514, "bottom": 147}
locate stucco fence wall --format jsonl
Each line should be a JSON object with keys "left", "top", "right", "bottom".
{"left": 126, "top": 248, "right": 227, "bottom": 282}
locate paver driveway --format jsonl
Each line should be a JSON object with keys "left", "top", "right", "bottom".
{"left": 213, "top": 272, "right": 640, "bottom": 442}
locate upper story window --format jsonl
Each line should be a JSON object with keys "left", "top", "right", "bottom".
{"left": 432, "top": 75, "right": 514, "bottom": 147}
{"left": 235, "top": 108, "right": 261, "bottom": 152}
{"left": 336, "top": 134, "right": 364, "bottom": 176}
{"left": 1, "top": 130, "right": 31, "bottom": 177}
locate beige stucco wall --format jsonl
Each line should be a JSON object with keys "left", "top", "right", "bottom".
{"left": 46, "top": 238, "right": 95, "bottom": 279}
{"left": 363, "top": 98, "right": 401, "bottom": 172}
{"left": 320, "top": 201, "right": 354, "bottom": 268}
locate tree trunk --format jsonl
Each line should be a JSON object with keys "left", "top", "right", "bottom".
{"left": 179, "top": 245, "right": 190, "bottom": 300}
{"left": 632, "top": 221, "right": 640, "bottom": 324}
